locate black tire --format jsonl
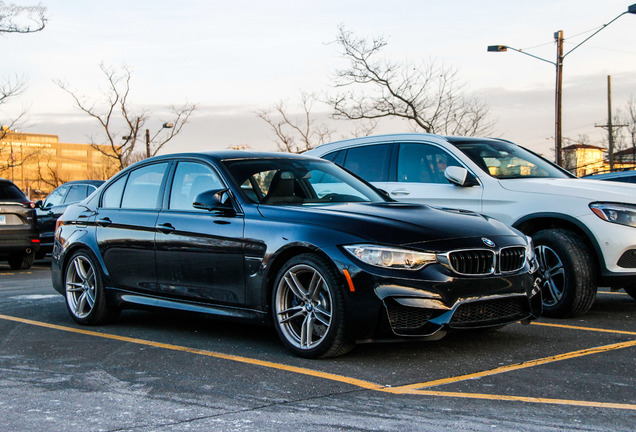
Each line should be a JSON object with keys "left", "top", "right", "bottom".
{"left": 63, "top": 249, "right": 119, "bottom": 325}
{"left": 623, "top": 286, "right": 636, "bottom": 300}
{"left": 8, "top": 251, "right": 35, "bottom": 270}
{"left": 533, "top": 228, "right": 597, "bottom": 318}
{"left": 272, "top": 253, "right": 353, "bottom": 358}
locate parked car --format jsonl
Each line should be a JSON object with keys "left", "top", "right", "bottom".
{"left": 582, "top": 170, "right": 636, "bottom": 184}
{"left": 51, "top": 151, "right": 542, "bottom": 358}
{"left": 35, "top": 180, "right": 104, "bottom": 258}
{"left": 305, "top": 134, "right": 636, "bottom": 317}
{"left": 0, "top": 178, "right": 39, "bottom": 269}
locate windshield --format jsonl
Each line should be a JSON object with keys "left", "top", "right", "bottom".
{"left": 223, "top": 158, "right": 387, "bottom": 205}
{"left": 450, "top": 140, "right": 571, "bottom": 179}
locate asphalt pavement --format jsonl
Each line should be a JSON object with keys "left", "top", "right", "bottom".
{"left": 0, "top": 261, "right": 634, "bottom": 431}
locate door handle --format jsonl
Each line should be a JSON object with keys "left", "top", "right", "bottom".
{"left": 156, "top": 222, "right": 175, "bottom": 234}
{"left": 390, "top": 189, "right": 411, "bottom": 196}
{"left": 96, "top": 217, "right": 112, "bottom": 227}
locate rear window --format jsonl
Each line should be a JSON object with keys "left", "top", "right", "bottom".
{"left": 0, "top": 182, "right": 26, "bottom": 201}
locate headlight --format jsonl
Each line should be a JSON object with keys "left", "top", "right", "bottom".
{"left": 590, "top": 203, "right": 636, "bottom": 228}
{"left": 525, "top": 235, "right": 539, "bottom": 273}
{"left": 343, "top": 244, "right": 437, "bottom": 270}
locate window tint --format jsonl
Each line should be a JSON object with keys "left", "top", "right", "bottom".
{"left": 397, "top": 143, "right": 460, "bottom": 184}
{"left": 0, "top": 182, "right": 26, "bottom": 201}
{"left": 102, "top": 175, "right": 127, "bottom": 208}
{"left": 44, "top": 185, "right": 70, "bottom": 207}
{"left": 120, "top": 163, "right": 168, "bottom": 209}
{"left": 64, "top": 185, "right": 90, "bottom": 204}
{"left": 343, "top": 144, "right": 391, "bottom": 182}
{"left": 169, "top": 162, "right": 224, "bottom": 211}
{"left": 323, "top": 150, "right": 346, "bottom": 166}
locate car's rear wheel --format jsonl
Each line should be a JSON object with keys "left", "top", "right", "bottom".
{"left": 533, "top": 228, "right": 597, "bottom": 318}
{"left": 272, "top": 254, "right": 353, "bottom": 358}
{"left": 8, "top": 251, "right": 34, "bottom": 270}
{"left": 64, "top": 249, "right": 119, "bottom": 325}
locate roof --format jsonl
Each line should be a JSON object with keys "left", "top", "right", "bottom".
{"left": 562, "top": 144, "right": 606, "bottom": 151}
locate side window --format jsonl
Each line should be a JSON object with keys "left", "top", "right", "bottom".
{"left": 397, "top": 143, "right": 460, "bottom": 184}
{"left": 323, "top": 150, "right": 346, "bottom": 166}
{"left": 64, "top": 185, "right": 89, "bottom": 204}
{"left": 102, "top": 176, "right": 127, "bottom": 208}
{"left": 169, "top": 162, "right": 224, "bottom": 211}
{"left": 44, "top": 185, "right": 70, "bottom": 208}
{"left": 343, "top": 144, "right": 391, "bottom": 182}
{"left": 120, "top": 163, "right": 169, "bottom": 209}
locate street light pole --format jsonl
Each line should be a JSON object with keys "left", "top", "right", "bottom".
{"left": 487, "top": 3, "right": 636, "bottom": 167}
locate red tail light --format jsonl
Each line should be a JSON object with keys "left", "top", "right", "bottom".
{"left": 22, "top": 201, "right": 35, "bottom": 209}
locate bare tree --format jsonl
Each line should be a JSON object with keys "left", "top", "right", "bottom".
{"left": 56, "top": 64, "right": 197, "bottom": 170}
{"left": 256, "top": 91, "right": 334, "bottom": 153}
{"left": 0, "top": 2, "right": 47, "bottom": 33}
{"left": 1, "top": 3, "right": 48, "bottom": 167}
{"left": 327, "top": 25, "right": 494, "bottom": 137}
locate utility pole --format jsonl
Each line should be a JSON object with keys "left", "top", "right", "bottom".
{"left": 145, "top": 129, "right": 151, "bottom": 159}
{"left": 554, "top": 31, "right": 564, "bottom": 166}
{"left": 595, "top": 75, "right": 628, "bottom": 172}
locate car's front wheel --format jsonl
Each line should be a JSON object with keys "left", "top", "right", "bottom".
{"left": 64, "top": 249, "right": 119, "bottom": 325}
{"left": 8, "top": 251, "right": 34, "bottom": 270}
{"left": 533, "top": 228, "right": 597, "bottom": 318}
{"left": 272, "top": 254, "right": 353, "bottom": 358}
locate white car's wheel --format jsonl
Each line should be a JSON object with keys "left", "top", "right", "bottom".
{"left": 534, "top": 229, "right": 597, "bottom": 318}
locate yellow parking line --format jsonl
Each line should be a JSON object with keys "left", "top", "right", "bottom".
{"left": 392, "top": 390, "right": 636, "bottom": 411}
{"left": 0, "top": 313, "right": 384, "bottom": 391}
{"left": 1, "top": 313, "right": 634, "bottom": 411}
{"left": 532, "top": 321, "right": 636, "bottom": 336}
{"left": 379, "top": 339, "right": 636, "bottom": 393}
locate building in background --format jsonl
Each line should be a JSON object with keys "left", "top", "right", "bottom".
{"left": 0, "top": 126, "right": 119, "bottom": 199}
{"left": 562, "top": 143, "right": 636, "bottom": 177}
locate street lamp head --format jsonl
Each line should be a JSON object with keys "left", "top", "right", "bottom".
{"left": 628, "top": 3, "right": 636, "bottom": 13}
{"left": 163, "top": 123, "right": 174, "bottom": 129}
{"left": 487, "top": 45, "right": 507, "bottom": 52}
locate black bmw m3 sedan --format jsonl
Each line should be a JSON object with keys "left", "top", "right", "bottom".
{"left": 51, "top": 151, "right": 542, "bottom": 358}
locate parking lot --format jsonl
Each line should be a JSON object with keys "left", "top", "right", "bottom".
{"left": 1, "top": 261, "right": 634, "bottom": 431}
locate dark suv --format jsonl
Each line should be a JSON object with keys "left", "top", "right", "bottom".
{"left": 0, "top": 178, "right": 39, "bottom": 269}
{"left": 35, "top": 180, "right": 104, "bottom": 258}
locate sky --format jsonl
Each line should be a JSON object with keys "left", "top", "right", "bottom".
{"left": 3, "top": 0, "right": 636, "bottom": 160}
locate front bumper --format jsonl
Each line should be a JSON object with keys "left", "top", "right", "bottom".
{"left": 344, "top": 262, "right": 542, "bottom": 341}
{"left": 580, "top": 214, "right": 636, "bottom": 286}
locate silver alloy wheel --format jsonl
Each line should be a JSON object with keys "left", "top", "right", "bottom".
{"left": 535, "top": 245, "right": 566, "bottom": 307}
{"left": 65, "top": 254, "right": 97, "bottom": 319}
{"left": 275, "top": 263, "right": 333, "bottom": 350}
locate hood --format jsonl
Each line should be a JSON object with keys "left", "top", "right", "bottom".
{"left": 499, "top": 177, "right": 636, "bottom": 203}
{"left": 257, "top": 202, "right": 523, "bottom": 249}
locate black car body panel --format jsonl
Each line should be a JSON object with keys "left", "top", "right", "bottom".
{"left": 35, "top": 180, "right": 104, "bottom": 256}
{"left": 51, "top": 151, "right": 542, "bottom": 356}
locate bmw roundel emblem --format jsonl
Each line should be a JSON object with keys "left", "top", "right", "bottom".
{"left": 482, "top": 237, "right": 496, "bottom": 248}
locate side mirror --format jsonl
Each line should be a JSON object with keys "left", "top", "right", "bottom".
{"left": 193, "top": 189, "right": 234, "bottom": 213}
{"left": 444, "top": 166, "right": 479, "bottom": 187}
{"left": 35, "top": 200, "right": 43, "bottom": 209}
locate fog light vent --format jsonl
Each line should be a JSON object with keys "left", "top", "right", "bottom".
{"left": 617, "top": 250, "right": 636, "bottom": 268}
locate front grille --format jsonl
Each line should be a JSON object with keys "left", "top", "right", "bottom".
{"left": 617, "top": 250, "right": 636, "bottom": 268}
{"left": 450, "top": 297, "right": 529, "bottom": 328}
{"left": 386, "top": 302, "right": 433, "bottom": 331}
{"left": 448, "top": 249, "right": 494, "bottom": 275}
{"left": 499, "top": 247, "right": 526, "bottom": 272}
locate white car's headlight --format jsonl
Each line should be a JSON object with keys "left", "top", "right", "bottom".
{"left": 590, "top": 203, "right": 636, "bottom": 228}
{"left": 343, "top": 244, "right": 437, "bottom": 270}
